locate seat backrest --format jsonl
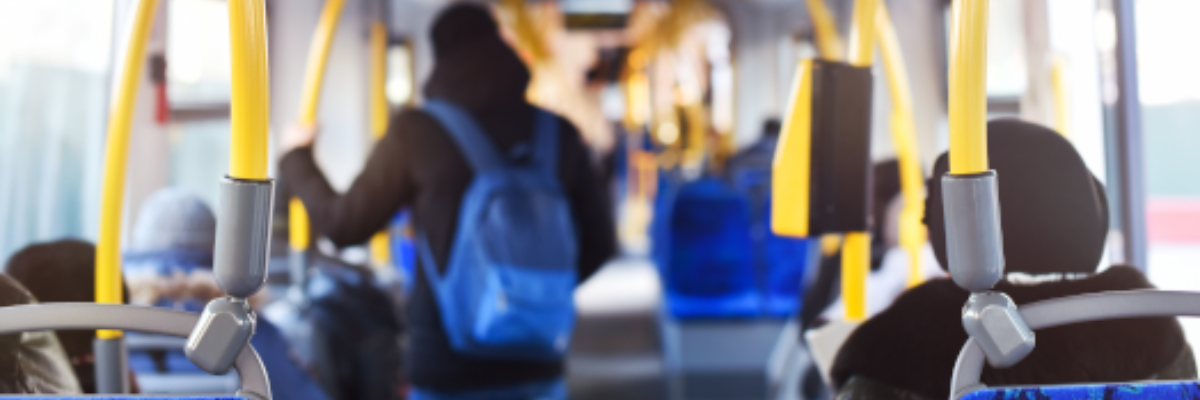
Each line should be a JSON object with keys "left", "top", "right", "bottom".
{"left": 660, "top": 176, "right": 759, "bottom": 319}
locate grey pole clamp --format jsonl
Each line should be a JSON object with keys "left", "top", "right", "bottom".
{"left": 942, "top": 171, "right": 1036, "bottom": 370}
{"left": 941, "top": 171, "right": 1005, "bottom": 292}
{"left": 188, "top": 176, "right": 275, "bottom": 375}
{"left": 213, "top": 176, "right": 274, "bottom": 298}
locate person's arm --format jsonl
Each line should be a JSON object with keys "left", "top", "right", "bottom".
{"left": 559, "top": 119, "right": 617, "bottom": 284}
{"left": 279, "top": 114, "right": 416, "bottom": 248}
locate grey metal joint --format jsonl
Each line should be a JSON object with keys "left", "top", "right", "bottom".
{"left": 214, "top": 176, "right": 275, "bottom": 298}
{"left": 186, "top": 297, "right": 257, "bottom": 374}
{"left": 942, "top": 171, "right": 1005, "bottom": 292}
{"left": 962, "top": 291, "right": 1035, "bottom": 368}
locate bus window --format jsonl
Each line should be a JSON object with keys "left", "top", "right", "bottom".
{"left": 0, "top": 0, "right": 114, "bottom": 261}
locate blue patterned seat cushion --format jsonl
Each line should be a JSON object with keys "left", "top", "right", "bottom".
{"left": 8, "top": 398, "right": 247, "bottom": 400}
{"left": 960, "top": 381, "right": 1200, "bottom": 399}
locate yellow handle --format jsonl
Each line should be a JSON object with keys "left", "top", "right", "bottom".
{"left": 369, "top": 21, "right": 390, "bottom": 140}
{"left": 948, "top": 0, "right": 990, "bottom": 174}
{"left": 229, "top": 0, "right": 271, "bottom": 181}
{"left": 772, "top": 59, "right": 815, "bottom": 238}
{"left": 96, "top": 0, "right": 162, "bottom": 339}
{"left": 805, "top": 0, "right": 846, "bottom": 62}
{"left": 841, "top": 231, "right": 870, "bottom": 322}
{"left": 877, "top": 3, "right": 927, "bottom": 286}
{"left": 848, "top": 0, "right": 880, "bottom": 67}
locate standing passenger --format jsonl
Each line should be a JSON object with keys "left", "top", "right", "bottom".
{"left": 279, "top": 3, "right": 617, "bottom": 399}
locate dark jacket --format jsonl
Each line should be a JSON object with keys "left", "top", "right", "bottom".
{"left": 830, "top": 120, "right": 1194, "bottom": 399}
{"left": 280, "top": 4, "right": 616, "bottom": 391}
{"left": 832, "top": 269, "right": 1194, "bottom": 400}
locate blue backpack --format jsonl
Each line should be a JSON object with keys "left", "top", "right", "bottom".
{"left": 418, "top": 100, "right": 579, "bottom": 361}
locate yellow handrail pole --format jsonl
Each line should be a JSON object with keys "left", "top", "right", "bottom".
{"left": 229, "top": 0, "right": 271, "bottom": 181}
{"left": 876, "top": 3, "right": 927, "bottom": 287}
{"left": 369, "top": 22, "right": 390, "bottom": 141}
{"left": 96, "top": 0, "right": 162, "bottom": 340}
{"left": 291, "top": 0, "right": 349, "bottom": 252}
{"left": 1050, "top": 57, "right": 1070, "bottom": 138}
{"left": 949, "top": 0, "right": 990, "bottom": 175}
{"left": 368, "top": 20, "right": 391, "bottom": 267}
{"left": 840, "top": 0, "right": 880, "bottom": 322}
{"left": 805, "top": 0, "right": 846, "bottom": 62}
{"left": 772, "top": 60, "right": 815, "bottom": 239}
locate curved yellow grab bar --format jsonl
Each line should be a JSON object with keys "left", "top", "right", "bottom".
{"left": 291, "top": 0, "right": 348, "bottom": 252}
{"left": 876, "top": 3, "right": 927, "bottom": 287}
{"left": 96, "top": 0, "right": 162, "bottom": 339}
{"left": 772, "top": 59, "right": 815, "bottom": 238}
{"left": 805, "top": 0, "right": 845, "bottom": 62}
{"left": 1050, "top": 57, "right": 1070, "bottom": 138}
{"left": 848, "top": 0, "right": 879, "bottom": 67}
{"left": 299, "top": 0, "right": 348, "bottom": 126}
{"left": 948, "top": 0, "right": 990, "bottom": 174}
{"left": 229, "top": 0, "right": 271, "bottom": 180}
{"left": 369, "top": 20, "right": 391, "bottom": 267}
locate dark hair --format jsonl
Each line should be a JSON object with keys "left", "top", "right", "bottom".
{"left": 6, "top": 239, "right": 129, "bottom": 393}
{"left": 925, "top": 119, "right": 1109, "bottom": 275}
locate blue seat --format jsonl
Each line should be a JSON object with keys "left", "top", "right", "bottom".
{"left": 959, "top": 381, "right": 1200, "bottom": 399}
{"left": 656, "top": 176, "right": 759, "bottom": 319}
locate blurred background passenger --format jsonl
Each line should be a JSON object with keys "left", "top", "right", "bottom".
{"left": 121, "top": 188, "right": 330, "bottom": 400}
{"left": 831, "top": 120, "right": 1196, "bottom": 400}
{"left": 279, "top": 3, "right": 616, "bottom": 399}
{"left": 6, "top": 239, "right": 121, "bottom": 394}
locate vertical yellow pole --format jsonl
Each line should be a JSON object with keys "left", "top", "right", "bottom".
{"left": 949, "top": 0, "right": 991, "bottom": 175}
{"left": 228, "top": 0, "right": 271, "bottom": 180}
{"left": 841, "top": 232, "right": 870, "bottom": 322}
{"left": 772, "top": 60, "right": 815, "bottom": 238}
{"left": 369, "top": 20, "right": 392, "bottom": 267}
{"left": 369, "top": 21, "right": 390, "bottom": 141}
{"left": 292, "top": 0, "right": 349, "bottom": 252}
{"left": 96, "top": 0, "right": 162, "bottom": 339}
{"left": 805, "top": 0, "right": 846, "bottom": 62}
{"left": 840, "top": 0, "right": 880, "bottom": 321}
{"left": 1050, "top": 57, "right": 1070, "bottom": 138}
{"left": 876, "top": 4, "right": 927, "bottom": 287}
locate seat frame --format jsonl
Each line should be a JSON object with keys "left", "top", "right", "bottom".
{"left": 950, "top": 289, "right": 1200, "bottom": 399}
{"left": 0, "top": 303, "right": 270, "bottom": 400}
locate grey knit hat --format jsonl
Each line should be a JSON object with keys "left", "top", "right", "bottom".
{"left": 126, "top": 188, "right": 216, "bottom": 267}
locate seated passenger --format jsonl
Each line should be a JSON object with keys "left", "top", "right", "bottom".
{"left": 121, "top": 188, "right": 330, "bottom": 400}
{"left": 830, "top": 120, "right": 1196, "bottom": 399}
{"left": 6, "top": 239, "right": 119, "bottom": 393}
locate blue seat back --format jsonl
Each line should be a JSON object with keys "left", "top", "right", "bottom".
{"left": 418, "top": 100, "right": 578, "bottom": 361}
{"left": 960, "top": 381, "right": 1200, "bottom": 399}
{"left": 727, "top": 137, "right": 815, "bottom": 318}
{"left": 658, "top": 176, "right": 759, "bottom": 319}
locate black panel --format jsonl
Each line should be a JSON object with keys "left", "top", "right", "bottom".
{"left": 808, "top": 60, "right": 874, "bottom": 234}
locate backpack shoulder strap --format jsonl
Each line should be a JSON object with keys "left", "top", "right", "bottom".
{"left": 423, "top": 99, "right": 503, "bottom": 172}
{"left": 531, "top": 109, "right": 560, "bottom": 176}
